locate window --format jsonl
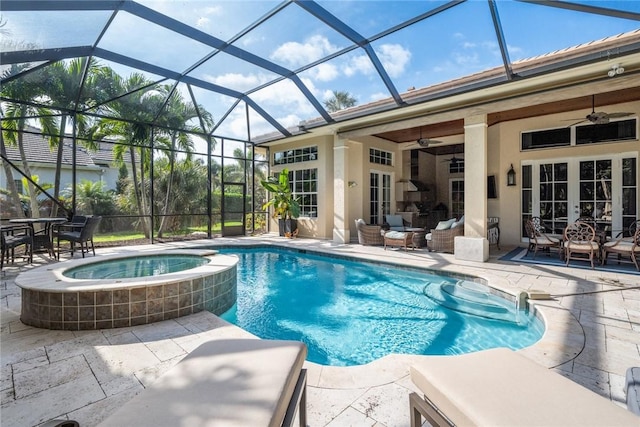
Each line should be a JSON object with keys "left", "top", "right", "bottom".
{"left": 369, "top": 148, "right": 393, "bottom": 166}
{"left": 521, "top": 118, "right": 636, "bottom": 150}
{"left": 521, "top": 128, "right": 570, "bottom": 150}
{"left": 273, "top": 146, "right": 317, "bottom": 165}
{"left": 289, "top": 168, "right": 317, "bottom": 218}
{"left": 449, "top": 159, "right": 464, "bottom": 174}
{"left": 576, "top": 119, "right": 636, "bottom": 145}
{"left": 13, "top": 179, "right": 23, "bottom": 194}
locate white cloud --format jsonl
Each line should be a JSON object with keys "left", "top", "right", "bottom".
{"left": 377, "top": 44, "right": 411, "bottom": 78}
{"left": 343, "top": 54, "right": 374, "bottom": 77}
{"left": 203, "top": 72, "right": 271, "bottom": 92}
{"left": 309, "top": 63, "right": 339, "bottom": 82}
{"left": 369, "top": 92, "right": 389, "bottom": 102}
{"left": 270, "top": 35, "right": 339, "bottom": 67}
{"left": 196, "top": 17, "right": 210, "bottom": 29}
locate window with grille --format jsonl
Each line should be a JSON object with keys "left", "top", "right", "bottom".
{"left": 369, "top": 148, "right": 393, "bottom": 166}
{"left": 273, "top": 146, "right": 317, "bottom": 165}
{"left": 289, "top": 168, "right": 318, "bottom": 218}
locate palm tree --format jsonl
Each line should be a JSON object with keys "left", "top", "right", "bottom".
{"left": 93, "top": 73, "right": 165, "bottom": 237}
{"left": 1, "top": 64, "right": 58, "bottom": 218}
{"left": 46, "top": 57, "right": 112, "bottom": 216}
{"left": 324, "top": 90, "right": 357, "bottom": 112}
{"left": 154, "top": 85, "right": 214, "bottom": 237}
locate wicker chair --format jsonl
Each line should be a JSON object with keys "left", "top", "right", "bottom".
{"left": 354, "top": 219, "right": 385, "bottom": 246}
{"left": 426, "top": 226, "right": 463, "bottom": 253}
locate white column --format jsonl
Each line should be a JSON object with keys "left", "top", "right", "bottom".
{"left": 455, "top": 115, "right": 489, "bottom": 262}
{"left": 333, "top": 138, "right": 349, "bottom": 243}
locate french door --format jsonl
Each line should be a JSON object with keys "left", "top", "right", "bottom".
{"left": 521, "top": 153, "right": 637, "bottom": 239}
{"left": 370, "top": 171, "right": 392, "bottom": 225}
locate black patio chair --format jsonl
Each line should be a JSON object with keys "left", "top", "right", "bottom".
{"left": 1, "top": 224, "right": 33, "bottom": 270}
{"left": 56, "top": 216, "right": 102, "bottom": 260}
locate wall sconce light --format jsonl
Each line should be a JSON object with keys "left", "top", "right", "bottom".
{"left": 348, "top": 181, "right": 358, "bottom": 188}
{"left": 507, "top": 164, "right": 516, "bottom": 186}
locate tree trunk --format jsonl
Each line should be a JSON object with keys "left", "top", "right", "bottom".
{"left": 52, "top": 115, "right": 67, "bottom": 218}
{"left": 0, "top": 132, "right": 25, "bottom": 218}
{"left": 157, "top": 133, "right": 177, "bottom": 238}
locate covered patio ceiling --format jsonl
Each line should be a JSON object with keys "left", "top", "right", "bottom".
{"left": 1, "top": 1, "right": 640, "bottom": 144}
{"left": 374, "top": 86, "right": 640, "bottom": 144}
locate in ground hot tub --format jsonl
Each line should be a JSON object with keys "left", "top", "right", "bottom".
{"left": 16, "top": 249, "right": 238, "bottom": 330}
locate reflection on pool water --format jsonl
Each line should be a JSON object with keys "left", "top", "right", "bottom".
{"left": 219, "top": 247, "right": 544, "bottom": 367}
{"left": 63, "top": 254, "right": 210, "bottom": 279}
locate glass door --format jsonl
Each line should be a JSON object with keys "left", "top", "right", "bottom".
{"left": 369, "top": 171, "right": 391, "bottom": 225}
{"left": 221, "top": 182, "right": 246, "bottom": 236}
{"left": 539, "top": 162, "right": 568, "bottom": 234}
{"left": 449, "top": 178, "right": 464, "bottom": 219}
{"left": 578, "top": 159, "right": 612, "bottom": 237}
{"left": 521, "top": 154, "right": 638, "bottom": 239}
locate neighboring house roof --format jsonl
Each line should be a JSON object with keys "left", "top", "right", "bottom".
{"left": 2, "top": 126, "right": 128, "bottom": 167}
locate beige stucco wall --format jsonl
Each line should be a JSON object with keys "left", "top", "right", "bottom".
{"left": 267, "top": 99, "right": 639, "bottom": 246}
{"left": 494, "top": 99, "right": 640, "bottom": 246}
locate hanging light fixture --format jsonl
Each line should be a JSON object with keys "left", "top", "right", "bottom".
{"left": 507, "top": 164, "right": 516, "bottom": 186}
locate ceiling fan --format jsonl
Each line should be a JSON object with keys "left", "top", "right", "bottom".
{"left": 441, "top": 154, "right": 463, "bottom": 165}
{"left": 416, "top": 127, "right": 444, "bottom": 148}
{"left": 565, "top": 95, "right": 633, "bottom": 127}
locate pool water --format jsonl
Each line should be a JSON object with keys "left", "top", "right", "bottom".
{"left": 219, "top": 248, "right": 544, "bottom": 367}
{"left": 63, "top": 254, "right": 209, "bottom": 279}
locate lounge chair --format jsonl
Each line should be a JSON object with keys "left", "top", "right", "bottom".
{"left": 98, "top": 338, "right": 307, "bottom": 427}
{"left": 409, "top": 347, "right": 639, "bottom": 427}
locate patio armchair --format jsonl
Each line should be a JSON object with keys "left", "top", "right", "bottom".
{"left": 524, "top": 217, "right": 561, "bottom": 258}
{"left": 56, "top": 216, "right": 102, "bottom": 259}
{"left": 426, "top": 218, "right": 463, "bottom": 253}
{"left": 601, "top": 228, "right": 640, "bottom": 271}
{"left": 354, "top": 219, "right": 385, "bottom": 246}
{"left": 563, "top": 220, "right": 599, "bottom": 268}
{"left": 1, "top": 224, "right": 33, "bottom": 270}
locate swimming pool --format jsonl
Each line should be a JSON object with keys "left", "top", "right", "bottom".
{"left": 63, "top": 254, "right": 210, "bottom": 279}
{"left": 219, "top": 247, "right": 544, "bottom": 367}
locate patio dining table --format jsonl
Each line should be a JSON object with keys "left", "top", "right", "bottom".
{"left": 9, "top": 217, "right": 67, "bottom": 258}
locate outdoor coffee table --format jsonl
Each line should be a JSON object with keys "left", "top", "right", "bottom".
{"left": 383, "top": 230, "right": 414, "bottom": 251}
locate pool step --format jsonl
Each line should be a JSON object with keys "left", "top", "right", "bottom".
{"left": 423, "top": 281, "right": 521, "bottom": 323}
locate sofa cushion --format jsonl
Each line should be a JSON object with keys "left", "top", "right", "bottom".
{"left": 435, "top": 218, "right": 456, "bottom": 230}
{"left": 386, "top": 215, "right": 404, "bottom": 227}
{"left": 451, "top": 215, "right": 465, "bottom": 229}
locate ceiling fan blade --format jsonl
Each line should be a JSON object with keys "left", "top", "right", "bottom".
{"left": 565, "top": 119, "right": 588, "bottom": 127}
{"left": 606, "top": 112, "right": 634, "bottom": 118}
{"left": 417, "top": 138, "right": 444, "bottom": 147}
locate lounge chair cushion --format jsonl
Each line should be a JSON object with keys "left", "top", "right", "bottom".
{"left": 98, "top": 338, "right": 307, "bottom": 427}
{"left": 410, "top": 347, "right": 639, "bottom": 427}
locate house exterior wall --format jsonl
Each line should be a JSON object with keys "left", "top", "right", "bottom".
{"left": 266, "top": 99, "right": 639, "bottom": 247}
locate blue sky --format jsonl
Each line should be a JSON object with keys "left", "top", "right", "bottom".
{"left": 3, "top": 0, "right": 640, "bottom": 142}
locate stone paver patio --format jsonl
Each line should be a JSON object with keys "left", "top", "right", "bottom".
{"left": 2, "top": 237, "right": 639, "bottom": 426}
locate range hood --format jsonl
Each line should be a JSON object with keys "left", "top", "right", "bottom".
{"left": 409, "top": 180, "right": 429, "bottom": 191}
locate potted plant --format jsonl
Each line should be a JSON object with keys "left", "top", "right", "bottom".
{"left": 261, "top": 169, "right": 300, "bottom": 237}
